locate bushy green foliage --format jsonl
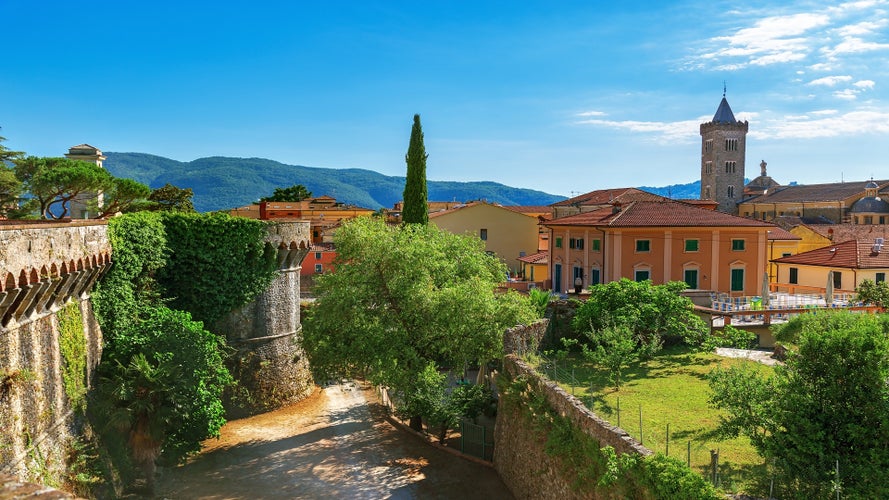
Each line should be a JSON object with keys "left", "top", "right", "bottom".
{"left": 709, "top": 312, "right": 889, "bottom": 498}
{"left": 304, "top": 216, "right": 535, "bottom": 423}
{"left": 499, "top": 374, "right": 720, "bottom": 498}
{"left": 98, "top": 307, "right": 231, "bottom": 464}
{"left": 856, "top": 278, "right": 889, "bottom": 307}
{"left": 92, "top": 212, "right": 168, "bottom": 338}
{"left": 156, "top": 212, "right": 278, "bottom": 325}
{"left": 58, "top": 302, "right": 88, "bottom": 411}
{"left": 259, "top": 183, "right": 312, "bottom": 202}
{"left": 91, "top": 211, "right": 278, "bottom": 483}
{"left": 582, "top": 325, "right": 637, "bottom": 391}
{"left": 701, "top": 325, "right": 758, "bottom": 351}
{"left": 572, "top": 279, "right": 707, "bottom": 353}
{"left": 528, "top": 287, "right": 553, "bottom": 318}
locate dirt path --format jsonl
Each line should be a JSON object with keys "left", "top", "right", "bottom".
{"left": 155, "top": 381, "right": 513, "bottom": 499}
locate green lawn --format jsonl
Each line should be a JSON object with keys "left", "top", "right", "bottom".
{"left": 529, "top": 345, "right": 775, "bottom": 494}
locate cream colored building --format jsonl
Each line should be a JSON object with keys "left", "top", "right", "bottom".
{"left": 429, "top": 201, "right": 540, "bottom": 272}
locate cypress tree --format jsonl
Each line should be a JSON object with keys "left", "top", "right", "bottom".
{"left": 402, "top": 114, "right": 428, "bottom": 225}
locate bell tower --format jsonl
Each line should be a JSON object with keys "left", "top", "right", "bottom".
{"left": 700, "top": 91, "right": 748, "bottom": 214}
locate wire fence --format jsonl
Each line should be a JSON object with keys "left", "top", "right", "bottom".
{"left": 535, "top": 354, "right": 778, "bottom": 495}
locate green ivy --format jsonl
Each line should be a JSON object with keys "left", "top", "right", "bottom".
{"left": 58, "top": 302, "right": 87, "bottom": 411}
{"left": 156, "top": 212, "right": 278, "bottom": 326}
{"left": 498, "top": 372, "right": 720, "bottom": 498}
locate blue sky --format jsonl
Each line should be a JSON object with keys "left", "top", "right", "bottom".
{"left": 3, "top": 1, "right": 888, "bottom": 197}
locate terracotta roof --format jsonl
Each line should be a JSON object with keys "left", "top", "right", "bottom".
{"left": 517, "top": 251, "right": 548, "bottom": 264}
{"left": 767, "top": 227, "right": 801, "bottom": 241}
{"left": 773, "top": 238, "right": 889, "bottom": 269}
{"left": 805, "top": 224, "right": 889, "bottom": 243}
{"left": 503, "top": 205, "right": 552, "bottom": 215}
{"left": 743, "top": 180, "right": 889, "bottom": 203}
{"left": 550, "top": 187, "right": 665, "bottom": 207}
{"left": 544, "top": 200, "right": 776, "bottom": 228}
{"left": 428, "top": 201, "right": 483, "bottom": 218}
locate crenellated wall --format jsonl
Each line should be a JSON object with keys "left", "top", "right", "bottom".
{"left": 0, "top": 220, "right": 110, "bottom": 482}
{"left": 216, "top": 221, "right": 315, "bottom": 416}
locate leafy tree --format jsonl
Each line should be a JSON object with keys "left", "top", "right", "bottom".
{"left": 259, "top": 183, "right": 312, "bottom": 202}
{"left": 0, "top": 167, "right": 22, "bottom": 217}
{"left": 303, "top": 216, "right": 535, "bottom": 430}
{"left": 582, "top": 325, "right": 637, "bottom": 391}
{"left": 402, "top": 113, "right": 428, "bottom": 225}
{"left": 147, "top": 183, "right": 195, "bottom": 212}
{"left": 572, "top": 279, "right": 707, "bottom": 355}
{"left": 91, "top": 177, "right": 151, "bottom": 218}
{"left": 14, "top": 156, "right": 114, "bottom": 218}
{"left": 856, "top": 278, "right": 889, "bottom": 308}
{"left": 0, "top": 129, "right": 23, "bottom": 163}
{"left": 709, "top": 312, "right": 889, "bottom": 498}
{"left": 98, "top": 307, "right": 231, "bottom": 475}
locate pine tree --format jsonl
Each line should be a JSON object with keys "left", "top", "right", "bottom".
{"left": 402, "top": 114, "right": 428, "bottom": 225}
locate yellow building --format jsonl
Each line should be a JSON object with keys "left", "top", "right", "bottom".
{"left": 739, "top": 179, "right": 889, "bottom": 223}
{"left": 766, "top": 227, "right": 801, "bottom": 283}
{"left": 772, "top": 235, "right": 889, "bottom": 294}
{"left": 517, "top": 251, "right": 548, "bottom": 284}
{"left": 429, "top": 201, "right": 540, "bottom": 272}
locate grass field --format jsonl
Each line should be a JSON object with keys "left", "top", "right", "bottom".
{"left": 528, "top": 345, "right": 776, "bottom": 494}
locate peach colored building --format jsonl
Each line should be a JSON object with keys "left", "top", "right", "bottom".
{"left": 543, "top": 198, "right": 775, "bottom": 295}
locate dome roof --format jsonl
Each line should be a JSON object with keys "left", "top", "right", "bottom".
{"left": 850, "top": 196, "right": 889, "bottom": 214}
{"left": 866, "top": 180, "right": 879, "bottom": 189}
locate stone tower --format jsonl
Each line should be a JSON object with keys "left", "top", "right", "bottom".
{"left": 700, "top": 94, "right": 748, "bottom": 214}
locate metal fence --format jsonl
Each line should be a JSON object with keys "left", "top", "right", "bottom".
{"left": 460, "top": 420, "right": 494, "bottom": 461}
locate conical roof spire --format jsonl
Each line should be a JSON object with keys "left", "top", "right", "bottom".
{"left": 712, "top": 96, "right": 737, "bottom": 124}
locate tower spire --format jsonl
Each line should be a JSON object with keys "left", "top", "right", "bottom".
{"left": 723, "top": 81, "right": 726, "bottom": 97}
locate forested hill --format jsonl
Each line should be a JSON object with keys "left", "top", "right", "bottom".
{"left": 103, "top": 152, "right": 568, "bottom": 212}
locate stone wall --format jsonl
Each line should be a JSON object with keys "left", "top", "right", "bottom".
{"left": 0, "top": 221, "right": 109, "bottom": 483}
{"left": 216, "top": 221, "right": 315, "bottom": 416}
{"left": 503, "top": 320, "right": 548, "bottom": 357}
{"left": 494, "top": 355, "right": 651, "bottom": 499}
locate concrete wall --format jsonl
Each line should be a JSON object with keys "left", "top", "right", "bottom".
{"left": 494, "top": 354, "right": 651, "bottom": 500}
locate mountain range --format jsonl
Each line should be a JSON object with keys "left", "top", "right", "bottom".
{"left": 103, "top": 153, "right": 572, "bottom": 212}
{"left": 103, "top": 152, "right": 707, "bottom": 213}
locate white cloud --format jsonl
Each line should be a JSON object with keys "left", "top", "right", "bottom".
{"left": 811, "top": 109, "right": 839, "bottom": 115}
{"left": 759, "top": 108, "right": 889, "bottom": 138}
{"left": 834, "top": 89, "right": 861, "bottom": 99}
{"left": 854, "top": 79, "right": 876, "bottom": 88}
{"left": 808, "top": 75, "right": 853, "bottom": 86}
{"left": 575, "top": 118, "right": 702, "bottom": 143}
{"left": 835, "top": 19, "right": 887, "bottom": 36}
{"left": 576, "top": 110, "right": 607, "bottom": 117}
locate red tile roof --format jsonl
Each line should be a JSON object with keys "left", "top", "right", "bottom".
{"left": 773, "top": 238, "right": 889, "bottom": 269}
{"left": 503, "top": 206, "right": 552, "bottom": 215}
{"left": 767, "top": 227, "right": 801, "bottom": 241}
{"left": 517, "top": 251, "right": 548, "bottom": 264}
{"left": 804, "top": 224, "right": 889, "bottom": 243}
{"left": 550, "top": 187, "right": 666, "bottom": 207}
{"left": 544, "top": 200, "right": 776, "bottom": 228}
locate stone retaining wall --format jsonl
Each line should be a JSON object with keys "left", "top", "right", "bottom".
{"left": 494, "top": 354, "right": 651, "bottom": 499}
